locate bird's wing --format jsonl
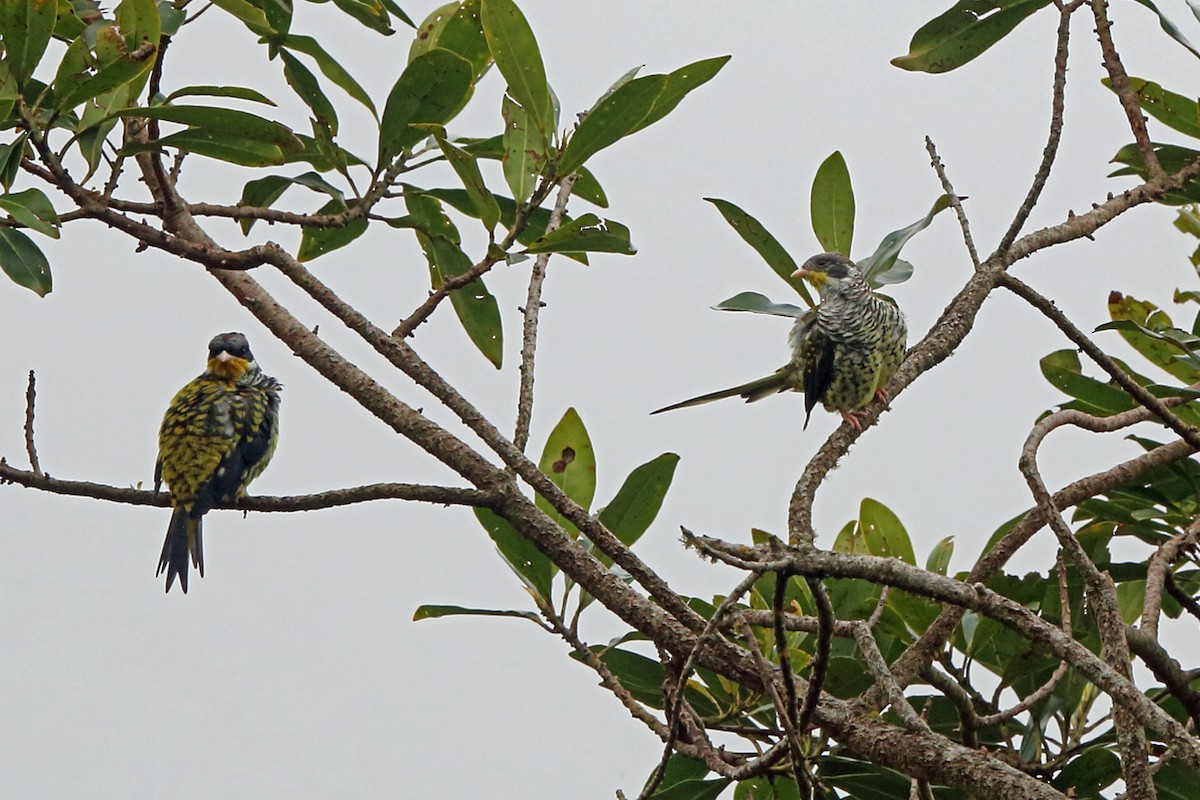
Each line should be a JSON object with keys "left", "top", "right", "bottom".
{"left": 651, "top": 370, "right": 789, "bottom": 414}
{"left": 801, "top": 328, "right": 836, "bottom": 428}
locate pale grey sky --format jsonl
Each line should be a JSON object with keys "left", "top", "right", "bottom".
{"left": 3, "top": 2, "right": 1200, "bottom": 797}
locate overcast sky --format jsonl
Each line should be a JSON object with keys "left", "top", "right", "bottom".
{"left": 4, "top": 2, "right": 1200, "bottom": 798}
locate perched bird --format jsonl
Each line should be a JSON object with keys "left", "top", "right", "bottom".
{"left": 155, "top": 332, "right": 281, "bottom": 593}
{"left": 652, "top": 252, "right": 907, "bottom": 430}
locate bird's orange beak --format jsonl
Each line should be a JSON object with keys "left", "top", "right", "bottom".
{"left": 792, "top": 267, "right": 826, "bottom": 287}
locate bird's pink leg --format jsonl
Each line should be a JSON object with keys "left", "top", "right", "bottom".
{"left": 840, "top": 410, "right": 867, "bottom": 431}
{"left": 874, "top": 387, "right": 891, "bottom": 409}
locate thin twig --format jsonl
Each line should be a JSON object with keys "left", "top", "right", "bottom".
{"left": 514, "top": 174, "right": 577, "bottom": 453}
{"left": 796, "top": 577, "right": 832, "bottom": 736}
{"left": 1092, "top": 0, "right": 1161, "bottom": 178}
{"left": 23, "top": 371, "right": 41, "bottom": 476}
{"left": 998, "top": 3, "right": 1073, "bottom": 253}
{"left": 1142, "top": 519, "right": 1200, "bottom": 639}
{"left": 0, "top": 461, "right": 491, "bottom": 509}
{"left": 924, "top": 138, "right": 979, "bottom": 268}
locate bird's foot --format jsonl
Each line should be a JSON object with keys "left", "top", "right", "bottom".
{"left": 841, "top": 410, "right": 868, "bottom": 431}
{"left": 874, "top": 388, "right": 891, "bottom": 410}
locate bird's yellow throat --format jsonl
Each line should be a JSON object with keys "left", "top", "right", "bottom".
{"left": 207, "top": 355, "right": 251, "bottom": 380}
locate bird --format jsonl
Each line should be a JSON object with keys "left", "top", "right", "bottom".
{"left": 652, "top": 252, "right": 907, "bottom": 430}
{"left": 155, "top": 332, "right": 281, "bottom": 593}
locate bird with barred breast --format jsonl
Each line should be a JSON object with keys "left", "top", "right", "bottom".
{"left": 155, "top": 332, "right": 281, "bottom": 593}
{"left": 652, "top": 252, "right": 907, "bottom": 430}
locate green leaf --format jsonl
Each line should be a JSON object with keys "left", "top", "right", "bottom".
{"left": 1104, "top": 295, "right": 1200, "bottom": 382}
{"left": 0, "top": 227, "right": 51, "bottom": 295}
{"left": 237, "top": 172, "right": 343, "bottom": 235}
{"left": 0, "top": 0, "right": 56, "bottom": 86}
{"left": 412, "top": 604, "right": 543, "bottom": 624}
{"left": 379, "top": 47, "right": 474, "bottom": 161}
{"left": 156, "top": 0, "right": 184, "bottom": 35}
{"left": 405, "top": 190, "right": 503, "bottom": 366}
{"left": 647, "top": 778, "right": 730, "bottom": 800}
{"left": 55, "top": 9, "right": 158, "bottom": 111}
{"left": 0, "top": 134, "right": 28, "bottom": 192}
{"left": 1103, "top": 76, "right": 1200, "bottom": 140}
{"left": 0, "top": 62, "right": 16, "bottom": 122}
{"left": 1050, "top": 748, "right": 1122, "bottom": 796}
{"left": 1039, "top": 349, "right": 1139, "bottom": 415}
{"left": 571, "top": 166, "right": 608, "bottom": 207}
{"left": 892, "top": 0, "right": 1050, "bottom": 74}
{"left": 475, "top": 507, "right": 554, "bottom": 602}
{"left": 596, "top": 453, "right": 678, "bottom": 564}
{"left": 712, "top": 291, "right": 805, "bottom": 318}
{"left": 535, "top": 407, "right": 596, "bottom": 537}
{"left": 858, "top": 498, "right": 916, "bottom": 565}
{"left": 558, "top": 74, "right": 664, "bottom": 177}
{"left": 703, "top": 197, "right": 814, "bottom": 305}
{"left": 420, "top": 186, "right": 587, "bottom": 264}
{"left": 209, "top": 0, "right": 273, "bottom": 34}
{"left": 123, "top": 129, "right": 286, "bottom": 166}
{"left": 282, "top": 34, "right": 376, "bottom": 117}
{"left": 165, "top": 85, "right": 275, "bottom": 105}
{"left": 112, "top": 105, "right": 299, "bottom": 147}
{"left": 431, "top": 128, "right": 500, "bottom": 231}
{"left": 409, "top": 0, "right": 490, "bottom": 80}
{"left": 0, "top": 188, "right": 60, "bottom": 238}
{"left": 1109, "top": 142, "right": 1200, "bottom": 205}
{"left": 926, "top": 535, "right": 954, "bottom": 575}
{"left": 1156, "top": 761, "right": 1200, "bottom": 799}
{"left": 1131, "top": 0, "right": 1200, "bottom": 60}
{"left": 523, "top": 212, "right": 635, "bottom": 255}
{"left": 858, "top": 194, "right": 953, "bottom": 287}
{"left": 297, "top": 197, "right": 368, "bottom": 260}
{"left": 481, "top": 0, "right": 552, "bottom": 142}
{"left": 817, "top": 755, "right": 915, "bottom": 800}
{"left": 280, "top": 49, "right": 338, "bottom": 136}
{"left": 628, "top": 55, "right": 728, "bottom": 135}
{"left": 500, "top": 93, "right": 545, "bottom": 203}
{"left": 810, "top": 151, "right": 854, "bottom": 256}
{"left": 331, "top": 0, "right": 395, "bottom": 35}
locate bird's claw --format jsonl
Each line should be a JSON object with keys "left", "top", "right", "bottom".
{"left": 840, "top": 410, "right": 868, "bottom": 432}
{"left": 874, "top": 388, "right": 891, "bottom": 409}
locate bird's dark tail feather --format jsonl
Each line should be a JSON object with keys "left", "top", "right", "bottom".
{"left": 157, "top": 507, "right": 203, "bottom": 593}
{"left": 651, "top": 371, "right": 789, "bottom": 414}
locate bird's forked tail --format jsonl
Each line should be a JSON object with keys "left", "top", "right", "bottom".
{"left": 158, "top": 507, "right": 204, "bottom": 594}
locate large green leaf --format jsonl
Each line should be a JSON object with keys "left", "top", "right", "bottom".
{"left": 535, "top": 407, "right": 596, "bottom": 536}
{"left": 0, "top": 227, "right": 51, "bottom": 295}
{"left": 237, "top": 172, "right": 343, "bottom": 234}
{"left": 123, "top": 129, "right": 287, "bottom": 166}
{"left": 1039, "top": 349, "right": 1140, "bottom": 415}
{"left": 409, "top": 0, "right": 490, "bottom": 80}
{"left": 1103, "top": 76, "right": 1200, "bottom": 140}
{"left": 522, "top": 213, "right": 634, "bottom": 255}
{"left": 1050, "top": 747, "right": 1122, "bottom": 796}
{"left": 280, "top": 49, "right": 338, "bottom": 136}
{"left": 0, "top": 0, "right": 56, "bottom": 86}
{"left": 405, "top": 190, "right": 503, "bottom": 367}
{"left": 858, "top": 498, "right": 916, "bottom": 565}
{"left": 629, "top": 55, "right": 727, "bottom": 135}
{"left": 703, "top": 197, "right": 814, "bottom": 305}
{"left": 112, "top": 104, "right": 299, "bottom": 146}
{"left": 595, "top": 453, "right": 678, "bottom": 563}
{"left": 558, "top": 74, "right": 664, "bottom": 177}
{"left": 420, "top": 186, "right": 587, "bottom": 264}
{"left": 330, "top": 0, "right": 395, "bottom": 35}
{"left": 282, "top": 34, "right": 376, "bottom": 116}
{"left": 165, "top": 85, "right": 275, "bottom": 105}
{"left": 810, "top": 151, "right": 854, "bottom": 256}
{"left": 0, "top": 188, "right": 60, "bottom": 238}
{"left": 428, "top": 128, "right": 500, "bottom": 231}
{"left": 712, "top": 291, "right": 805, "bottom": 318}
{"left": 480, "top": 0, "right": 552, "bottom": 143}
{"left": 297, "top": 198, "right": 368, "bottom": 260}
{"left": 379, "top": 47, "right": 474, "bottom": 161}
{"left": 55, "top": 0, "right": 159, "bottom": 111}
{"left": 1109, "top": 142, "right": 1200, "bottom": 205}
{"left": 499, "top": 93, "right": 545, "bottom": 203}
{"left": 858, "top": 194, "right": 953, "bottom": 287}
{"left": 474, "top": 507, "right": 555, "bottom": 603}
{"left": 892, "top": 0, "right": 1050, "bottom": 74}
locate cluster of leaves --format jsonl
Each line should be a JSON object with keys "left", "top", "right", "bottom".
{"left": 706, "top": 150, "right": 951, "bottom": 325}
{"left": 0, "top": 0, "right": 724, "bottom": 372}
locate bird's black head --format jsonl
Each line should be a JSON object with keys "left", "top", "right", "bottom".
{"left": 792, "top": 253, "right": 861, "bottom": 294}
{"left": 206, "top": 332, "right": 256, "bottom": 379}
